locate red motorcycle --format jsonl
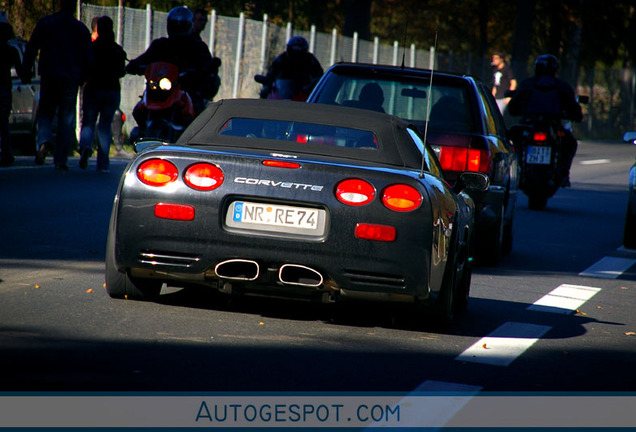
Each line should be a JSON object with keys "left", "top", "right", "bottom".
{"left": 129, "top": 62, "right": 195, "bottom": 144}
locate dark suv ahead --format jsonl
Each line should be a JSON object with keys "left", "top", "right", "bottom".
{"left": 308, "top": 63, "right": 519, "bottom": 265}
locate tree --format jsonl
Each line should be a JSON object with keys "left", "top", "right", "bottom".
{"left": 3, "top": 0, "right": 55, "bottom": 40}
{"left": 510, "top": 0, "right": 536, "bottom": 81}
{"left": 342, "top": 0, "right": 371, "bottom": 40}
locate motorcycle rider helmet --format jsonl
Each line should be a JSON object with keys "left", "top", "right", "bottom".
{"left": 534, "top": 54, "right": 559, "bottom": 77}
{"left": 286, "top": 36, "right": 309, "bottom": 55}
{"left": 167, "top": 6, "right": 193, "bottom": 37}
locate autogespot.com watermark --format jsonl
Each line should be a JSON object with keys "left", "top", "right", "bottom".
{"left": 1, "top": 393, "right": 636, "bottom": 429}
{"left": 195, "top": 399, "right": 400, "bottom": 425}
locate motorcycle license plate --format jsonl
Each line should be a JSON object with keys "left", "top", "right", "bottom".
{"left": 226, "top": 201, "right": 326, "bottom": 237}
{"left": 526, "top": 146, "right": 551, "bottom": 165}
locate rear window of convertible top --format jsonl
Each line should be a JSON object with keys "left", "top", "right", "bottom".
{"left": 218, "top": 118, "right": 379, "bottom": 149}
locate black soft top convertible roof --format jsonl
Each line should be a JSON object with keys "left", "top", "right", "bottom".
{"left": 176, "top": 98, "right": 424, "bottom": 168}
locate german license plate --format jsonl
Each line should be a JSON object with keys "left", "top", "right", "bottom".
{"left": 226, "top": 201, "right": 327, "bottom": 236}
{"left": 526, "top": 146, "right": 551, "bottom": 165}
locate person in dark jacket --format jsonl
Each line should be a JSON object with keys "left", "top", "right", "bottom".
{"left": 0, "top": 14, "right": 21, "bottom": 167}
{"left": 78, "top": 16, "right": 126, "bottom": 173}
{"left": 261, "top": 36, "right": 323, "bottom": 99}
{"left": 126, "top": 6, "right": 220, "bottom": 115}
{"left": 508, "top": 54, "right": 583, "bottom": 187}
{"left": 21, "top": 0, "right": 93, "bottom": 170}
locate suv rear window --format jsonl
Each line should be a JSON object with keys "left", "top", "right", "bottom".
{"left": 219, "top": 118, "right": 378, "bottom": 149}
{"left": 314, "top": 73, "right": 477, "bottom": 134}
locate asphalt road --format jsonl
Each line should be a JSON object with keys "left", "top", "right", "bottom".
{"left": 0, "top": 140, "right": 635, "bottom": 393}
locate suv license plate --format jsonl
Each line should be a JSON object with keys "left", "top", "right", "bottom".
{"left": 526, "top": 146, "right": 551, "bottom": 165}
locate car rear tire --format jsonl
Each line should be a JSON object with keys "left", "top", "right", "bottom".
{"left": 433, "top": 223, "right": 465, "bottom": 328}
{"left": 454, "top": 231, "right": 473, "bottom": 314}
{"left": 502, "top": 216, "right": 514, "bottom": 255}
{"left": 105, "top": 230, "right": 161, "bottom": 301}
{"left": 476, "top": 204, "right": 503, "bottom": 266}
{"left": 436, "top": 264, "right": 455, "bottom": 328}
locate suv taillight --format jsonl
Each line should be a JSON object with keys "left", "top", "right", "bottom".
{"left": 434, "top": 145, "right": 490, "bottom": 173}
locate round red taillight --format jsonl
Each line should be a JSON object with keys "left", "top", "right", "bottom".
{"left": 335, "top": 179, "right": 376, "bottom": 206}
{"left": 184, "top": 163, "right": 224, "bottom": 191}
{"left": 382, "top": 184, "right": 423, "bottom": 212}
{"left": 137, "top": 159, "right": 178, "bottom": 187}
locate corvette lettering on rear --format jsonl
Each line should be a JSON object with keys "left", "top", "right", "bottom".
{"left": 234, "top": 177, "right": 324, "bottom": 192}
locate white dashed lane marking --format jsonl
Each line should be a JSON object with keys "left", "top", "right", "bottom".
{"left": 579, "top": 159, "right": 611, "bottom": 165}
{"left": 579, "top": 257, "right": 636, "bottom": 279}
{"left": 455, "top": 283, "right": 601, "bottom": 367}
{"left": 526, "top": 284, "right": 601, "bottom": 314}
{"left": 455, "top": 322, "right": 552, "bottom": 367}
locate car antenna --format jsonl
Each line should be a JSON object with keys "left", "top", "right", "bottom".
{"left": 400, "top": 24, "right": 408, "bottom": 70}
{"left": 420, "top": 30, "right": 438, "bottom": 179}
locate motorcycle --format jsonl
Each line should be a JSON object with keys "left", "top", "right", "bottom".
{"left": 254, "top": 74, "right": 310, "bottom": 101}
{"left": 509, "top": 96, "right": 588, "bottom": 210}
{"left": 128, "top": 62, "right": 195, "bottom": 144}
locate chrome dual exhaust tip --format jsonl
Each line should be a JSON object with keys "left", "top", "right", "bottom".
{"left": 214, "top": 259, "right": 259, "bottom": 281}
{"left": 278, "top": 264, "right": 323, "bottom": 287}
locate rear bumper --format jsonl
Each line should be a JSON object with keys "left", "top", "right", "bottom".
{"left": 112, "top": 196, "right": 436, "bottom": 303}
{"left": 469, "top": 185, "right": 506, "bottom": 230}
{"left": 122, "top": 233, "right": 432, "bottom": 302}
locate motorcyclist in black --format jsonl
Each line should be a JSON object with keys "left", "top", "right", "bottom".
{"left": 260, "top": 36, "right": 323, "bottom": 99}
{"left": 508, "top": 54, "right": 583, "bottom": 187}
{"left": 126, "top": 6, "right": 221, "bottom": 115}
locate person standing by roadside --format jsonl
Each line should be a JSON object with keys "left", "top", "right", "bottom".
{"left": 192, "top": 7, "right": 222, "bottom": 108}
{"left": 0, "top": 13, "right": 21, "bottom": 167}
{"left": 21, "top": 0, "right": 93, "bottom": 170}
{"left": 491, "top": 51, "right": 516, "bottom": 115}
{"left": 192, "top": 8, "right": 208, "bottom": 41}
{"left": 78, "top": 16, "right": 126, "bottom": 173}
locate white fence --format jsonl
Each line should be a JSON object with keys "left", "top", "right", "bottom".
{"left": 79, "top": 3, "right": 467, "bottom": 133}
{"left": 65, "top": 4, "right": 636, "bottom": 139}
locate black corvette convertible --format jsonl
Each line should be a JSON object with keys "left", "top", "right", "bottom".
{"left": 105, "top": 99, "right": 488, "bottom": 324}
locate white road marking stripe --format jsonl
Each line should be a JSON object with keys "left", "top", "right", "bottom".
{"left": 527, "top": 284, "right": 601, "bottom": 314}
{"left": 407, "top": 381, "right": 481, "bottom": 428}
{"left": 455, "top": 322, "right": 551, "bottom": 367}
{"left": 579, "top": 159, "right": 611, "bottom": 165}
{"left": 366, "top": 381, "right": 482, "bottom": 429}
{"left": 579, "top": 256, "right": 636, "bottom": 279}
